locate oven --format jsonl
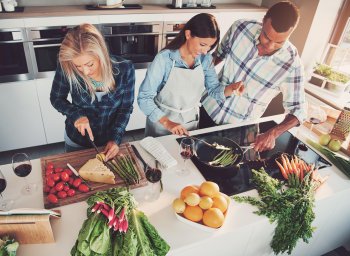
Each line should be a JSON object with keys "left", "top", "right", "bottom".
{"left": 101, "top": 22, "right": 163, "bottom": 69}
{"left": 0, "top": 28, "right": 34, "bottom": 83}
{"left": 162, "top": 21, "right": 186, "bottom": 48}
{"left": 27, "top": 26, "right": 74, "bottom": 79}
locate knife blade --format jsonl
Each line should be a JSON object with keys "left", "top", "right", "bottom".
{"left": 87, "top": 136, "right": 102, "bottom": 155}
{"left": 131, "top": 144, "right": 148, "bottom": 171}
{"left": 66, "top": 163, "right": 94, "bottom": 190}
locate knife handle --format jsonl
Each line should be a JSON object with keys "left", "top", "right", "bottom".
{"left": 66, "top": 163, "right": 94, "bottom": 191}
{"left": 131, "top": 145, "right": 148, "bottom": 170}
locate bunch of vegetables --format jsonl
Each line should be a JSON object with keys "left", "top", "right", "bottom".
{"left": 0, "top": 236, "right": 19, "bottom": 256}
{"left": 209, "top": 150, "right": 238, "bottom": 167}
{"left": 234, "top": 168, "right": 321, "bottom": 255}
{"left": 307, "top": 139, "right": 350, "bottom": 178}
{"left": 97, "top": 154, "right": 141, "bottom": 185}
{"left": 44, "top": 162, "right": 90, "bottom": 204}
{"left": 275, "top": 154, "right": 328, "bottom": 188}
{"left": 71, "top": 187, "right": 170, "bottom": 256}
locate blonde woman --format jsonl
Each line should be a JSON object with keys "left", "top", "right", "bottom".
{"left": 50, "top": 24, "right": 135, "bottom": 160}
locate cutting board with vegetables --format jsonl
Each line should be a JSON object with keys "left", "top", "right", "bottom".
{"left": 41, "top": 143, "right": 147, "bottom": 209}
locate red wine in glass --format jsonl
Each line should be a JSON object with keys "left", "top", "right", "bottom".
{"left": 12, "top": 153, "right": 36, "bottom": 195}
{"left": 178, "top": 138, "right": 195, "bottom": 176}
{"left": 0, "top": 178, "right": 7, "bottom": 194}
{"left": 14, "top": 164, "right": 32, "bottom": 177}
{"left": 180, "top": 149, "right": 193, "bottom": 160}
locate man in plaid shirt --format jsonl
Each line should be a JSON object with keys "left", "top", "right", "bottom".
{"left": 200, "top": 1, "right": 307, "bottom": 152}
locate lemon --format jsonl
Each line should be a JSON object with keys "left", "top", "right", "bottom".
{"left": 184, "top": 192, "right": 201, "bottom": 206}
{"left": 199, "top": 196, "right": 213, "bottom": 210}
{"left": 172, "top": 198, "right": 186, "bottom": 213}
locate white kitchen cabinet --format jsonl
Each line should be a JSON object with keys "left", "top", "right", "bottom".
{"left": 35, "top": 77, "right": 66, "bottom": 144}
{"left": 0, "top": 80, "right": 46, "bottom": 152}
{"left": 126, "top": 69, "right": 147, "bottom": 131}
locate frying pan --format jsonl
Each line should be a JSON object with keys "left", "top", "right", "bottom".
{"left": 194, "top": 136, "right": 244, "bottom": 177}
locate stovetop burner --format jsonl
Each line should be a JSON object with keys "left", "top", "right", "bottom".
{"left": 176, "top": 121, "right": 331, "bottom": 196}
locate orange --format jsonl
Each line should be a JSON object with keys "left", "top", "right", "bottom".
{"left": 212, "top": 194, "right": 228, "bottom": 213}
{"left": 183, "top": 205, "right": 203, "bottom": 222}
{"left": 203, "top": 208, "right": 225, "bottom": 228}
{"left": 199, "top": 181, "right": 220, "bottom": 197}
{"left": 184, "top": 193, "right": 201, "bottom": 206}
{"left": 199, "top": 196, "right": 213, "bottom": 210}
{"left": 180, "top": 185, "right": 200, "bottom": 199}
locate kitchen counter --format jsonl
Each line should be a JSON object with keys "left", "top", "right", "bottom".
{"left": 1, "top": 114, "right": 350, "bottom": 256}
{"left": 0, "top": 4, "right": 266, "bottom": 19}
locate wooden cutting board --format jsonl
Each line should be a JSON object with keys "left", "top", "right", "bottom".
{"left": 41, "top": 143, "right": 147, "bottom": 209}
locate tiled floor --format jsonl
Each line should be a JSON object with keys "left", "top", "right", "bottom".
{"left": 0, "top": 129, "right": 145, "bottom": 165}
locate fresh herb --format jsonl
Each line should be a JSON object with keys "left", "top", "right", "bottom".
{"left": 306, "top": 139, "right": 350, "bottom": 178}
{"left": 71, "top": 187, "right": 170, "bottom": 256}
{"left": 209, "top": 150, "right": 238, "bottom": 167}
{"left": 233, "top": 168, "right": 319, "bottom": 255}
{"left": 314, "top": 63, "right": 350, "bottom": 83}
{"left": 0, "top": 236, "right": 19, "bottom": 256}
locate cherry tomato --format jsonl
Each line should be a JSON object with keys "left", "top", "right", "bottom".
{"left": 46, "top": 162, "right": 54, "bottom": 170}
{"left": 78, "top": 184, "right": 90, "bottom": 193}
{"left": 52, "top": 173, "right": 60, "bottom": 182}
{"left": 49, "top": 187, "right": 57, "bottom": 194}
{"left": 46, "top": 169, "right": 54, "bottom": 175}
{"left": 57, "top": 191, "right": 67, "bottom": 199}
{"left": 43, "top": 185, "right": 51, "bottom": 193}
{"left": 47, "top": 194, "right": 58, "bottom": 204}
{"left": 63, "top": 185, "right": 70, "bottom": 192}
{"left": 73, "top": 178, "right": 82, "bottom": 188}
{"left": 68, "top": 177, "right": 74, "bottom": 185}
{"left": 67, "top": 189, "right": 76, "bottom": 197}
{"left": 55, "top": 167, "right": 63, "bottom": 173}
{"left": 55, "top": 182, "right": 64, "bottom": 191}
{"left": 64, "top": 169, "right": 73, "bottom": 176}
{"left": 60, "top": 172, "right": 70, "bottom": 182}
{"left": 46, "top": 178, "right": 55, "bottom": 188}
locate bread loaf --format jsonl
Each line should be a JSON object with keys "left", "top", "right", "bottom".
{"left": 78, "top": 158, "right": 115, "bottom": 184}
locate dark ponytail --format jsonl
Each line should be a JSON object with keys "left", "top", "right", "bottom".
{"left": 164, "top": 13, "right": 220, "bottom": 51}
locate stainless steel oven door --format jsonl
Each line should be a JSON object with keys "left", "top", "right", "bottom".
{"left": 0, "top": 28, "right": 34, "bottom": 83}
{"left": 162, "top": 21, "right": 186, "bottom": 48}
{"left": 27, "top": 26, "right": 73, "bottom": 79}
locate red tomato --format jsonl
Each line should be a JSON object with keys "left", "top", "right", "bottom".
{"left": 78, "top": 184, "right": 90, "bottom": 193}
{"left": 52, "top": 173, "right": 60, "bottom": 182}
{"left": 68, "top": 177, "right": 74, "bottom": 185}
{"left": 67, "top": 189, "right": 76, "bottom": 197}
{"left": 46, "top": 169, "right": 54, "bottom": 175}
{"left": 55, "top": 167, "right": 63, "bottom": 173}
{"left": 73, "top": 178, "right": 82, "bottom": 188}
{"left": 63, "top": 185, "right": 70, "bottom": 192}
{"left": 55, "top": 182, "right": 64, "bottom": 191}
{"left": 49, "top": 187, "right": 57, "bottom": 194}
{"left": 46, "top": 162, "right": 54, "bottom": 170}
{"left": 60, "top": 172, "right": 70, "bottom": 182}
{"left": 47, "top": 194, "right": 58, "bottom": 204}
{"left": 47, "top": 178, "right": 55, "bottom": 187}
{"left": 64, "top": 169, "right": 73, "bottom": 176}
{"left": 57, "top": 191, "right": 67, "bottom": 199}
{"left": 43, "top": 185, "right": 51, "bottom": 193}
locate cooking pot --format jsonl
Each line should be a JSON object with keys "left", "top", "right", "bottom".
{"left": 194, "top": 136, "right": 244, "bottom": 177}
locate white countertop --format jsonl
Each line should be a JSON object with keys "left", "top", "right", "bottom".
{"left": 1, "top": 114, "right": 350, "bottom": 256}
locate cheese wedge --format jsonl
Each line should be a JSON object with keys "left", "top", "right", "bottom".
{"left": 78, "top": 158, "right": 115, "bottom": 184}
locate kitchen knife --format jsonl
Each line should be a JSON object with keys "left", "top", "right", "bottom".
{"left": 66, "top": 163, "right": 94, "bottom": 190}
{"left": 87, "top": 136, "right": 102, "bottom": 155}
{"left": 131, "top": 144, "right": 148, "bottom": 171}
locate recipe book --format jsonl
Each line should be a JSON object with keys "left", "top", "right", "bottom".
{"left": 0, "top": 208, "right": 61, "bottom": 218}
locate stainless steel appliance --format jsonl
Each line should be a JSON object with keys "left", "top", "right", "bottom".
{"left": 101, "top": 22, "right": 162, "bottom": 69}
{"left": 0, "top": 28, "right": 34, "bottom": 83}
{"left": 27, "top": 26, "right": 74, "bottom": 79}
{"left": 162, "top": 21, "right": 186, "bottom": 48}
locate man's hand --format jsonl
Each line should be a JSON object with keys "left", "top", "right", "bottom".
{"left": 159, "top": 116, "right": 189, "bottom": 136}
{"left": 74, "top": 116, "right": 94, "bottom": 141}
{"left": 104, "top": 141, "right": 119, "bottom": 161}
{"left": 253, "top": 129, "right": 277, "bottom": 152}
{"left": 224, "top": 81, "right": 245, "bottom": 97}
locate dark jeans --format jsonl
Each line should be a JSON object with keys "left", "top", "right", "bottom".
{"left": 199, "top": 106, "right": 218, "bottom": 129}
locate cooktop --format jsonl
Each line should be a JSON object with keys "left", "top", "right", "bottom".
{"left": 176, "top": 121, "right": 331, "bottom": 196}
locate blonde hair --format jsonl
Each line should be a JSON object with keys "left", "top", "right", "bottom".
{"left": 59, "top": 23, "right": 115, "bottom": 99}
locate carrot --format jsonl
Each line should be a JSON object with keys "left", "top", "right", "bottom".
{"left": 283, "top": 154, "right": 293, "bottom": 174}
{"left": 281, "top": 155, "right": 289, "bottom": 174}
{"left": 276, "top": 160, "right": 288, "bottom": 179}
{"left": 299, "top": 167, "right": 304, "bottom": 181}
{"left": 291, "top": 159, "right": 298, "bottom": 176}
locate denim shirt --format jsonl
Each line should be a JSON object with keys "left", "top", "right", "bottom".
{"left": 50, "top": 56, "right": 135, "bottom": 147}
{"left": 137, "top": 49, "right": 226, "bottom": 122}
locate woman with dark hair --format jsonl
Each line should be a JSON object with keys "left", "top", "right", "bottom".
{"left": 138, "top": 13, "right": 243, "bottom": 137}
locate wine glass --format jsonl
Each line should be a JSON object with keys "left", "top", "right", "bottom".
{"left": 0, "top": 169, "right": 14, "bottom": 211}
{"left": 12, "top": 153, "right": 37, "bottom": 195}
{"left": 177, "top": 138, "right": 195, "bottom": 176}
{"left": 307, "top": 104, "right": 327, "bottom": 132}
{"left": 144, "top": 163, "right": 162, "bottom": 201}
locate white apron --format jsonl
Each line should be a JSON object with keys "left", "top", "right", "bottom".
{"left": 145, "top": 60, "right": 205, "bottom": 137}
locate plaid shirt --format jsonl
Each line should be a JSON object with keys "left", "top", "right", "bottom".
{"left": 201, "top": 20, "right": 306, "bottom": 125}
{"left": 50, "top": 56, "right": 135, "bottom": 147}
